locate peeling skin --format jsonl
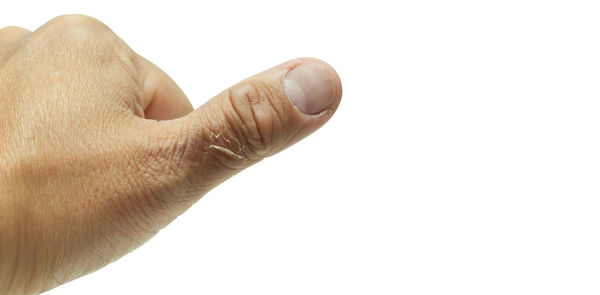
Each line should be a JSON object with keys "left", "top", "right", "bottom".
{"left": 208, "top": 130, "right": 246, "bottom": 160}
{"left": 208, "top": 144, "right": 244, "bottom": 160}
{"left": 209, "top": 131, "right": 240, "bottom": 148}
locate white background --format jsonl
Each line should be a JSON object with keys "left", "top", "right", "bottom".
{"left": 3, "top": 0, "right": 600, "bottom": 294}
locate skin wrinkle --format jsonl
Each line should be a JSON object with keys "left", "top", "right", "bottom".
{"left": 239, "top": 82, "right": 269, "bottom": 150}
{"left": 224, "top": 90, "right": 255, "bottom": 154}
{"left": 264, "top": 81, "right": 288, "bottom": 147}
{"left": 223, "top": 96, "right": 274, "bottom": 164}
{"left": 130, "top": 125, "right": 199, "bottom": 210}
{"left": 114, "top": 147, "right": 178, "bottom": 232}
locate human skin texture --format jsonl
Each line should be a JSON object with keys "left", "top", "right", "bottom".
{"left": 0, "top": 15, "right": 342, "bottom": 294}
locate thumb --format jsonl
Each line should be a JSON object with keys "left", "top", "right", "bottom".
{"left": 143, "top": 58, "right": 342, "bottom": 199}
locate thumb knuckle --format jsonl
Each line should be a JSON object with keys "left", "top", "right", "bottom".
{"left": 224, "top": 79, "right": 287, "bottom": 157}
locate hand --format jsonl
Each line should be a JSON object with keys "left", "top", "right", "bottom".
{"left": 0, "top": 15, "right": 341, "bottom": 294}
